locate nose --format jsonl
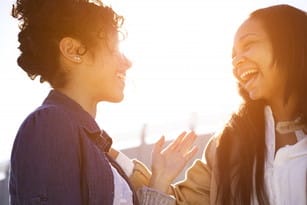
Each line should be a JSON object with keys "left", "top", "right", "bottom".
{"left": 232, "top": 55, "right": 246, "bottom": 68}
{"left": 120, "top": 53, "right": 132, "bottom": 70}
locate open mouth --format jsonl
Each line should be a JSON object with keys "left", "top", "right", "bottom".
{"left": 117, "top": 73, "right": 126, "bottom": 82}
{"left": 239, "top": 69, "right": 258, "bottom": 83}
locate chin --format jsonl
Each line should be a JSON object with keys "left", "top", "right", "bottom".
{"left": 110, "top": 94, "right": 125, "bottom": 103}
{"left": 249, "top": 92, "right": 261, "bottom": 101}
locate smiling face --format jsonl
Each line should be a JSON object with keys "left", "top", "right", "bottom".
{"left": 232, "top": 17, "right": 287, "bottom": 103}
{"left": 81, "top": 33, "right": 132, "bottom": 103}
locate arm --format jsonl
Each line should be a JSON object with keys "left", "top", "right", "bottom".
{"left": 137, "top": 187, "right": 176, "bottom": 205}
{"left": 172, "top": 136, "right": 217, "bottom": 204}
{"left": 126, "top": 135, "right": 217, "bottom": 205}
{"left": 10, "top": 109, "right": 83, "bottom": 205}
{"left": 110, "top": 131, "right": 198, "bottom": 205}
{"left": 149, "top": 131, "right": 198, "bottom": 192}
{"left": 109, "top": 131, "right": 198, "bottom": 192}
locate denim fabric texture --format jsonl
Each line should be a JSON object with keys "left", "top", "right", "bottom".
{"left": 9, "top": 90, "right": 117, "bottom": 205}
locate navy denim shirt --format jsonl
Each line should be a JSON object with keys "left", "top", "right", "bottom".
{"left": 9, "top": 90, "right": 126, "bottom": 205}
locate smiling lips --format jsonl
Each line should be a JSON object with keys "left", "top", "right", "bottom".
{"left": 117, "top": 73, "right": 126, "bottom": 85}
{"left": 116, "top": 73, "right": 126, "bottom": 86}
{"left": 239, "top": 69, "right": 258, "bottom": 82}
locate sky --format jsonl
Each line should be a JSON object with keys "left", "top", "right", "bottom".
{"left": 1, "top": 0, "right": 306, "bottom": 163}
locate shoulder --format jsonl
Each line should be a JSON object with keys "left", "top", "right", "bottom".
{"left": 10, "top": 105, "right": 86, "bottom": 205}
{"left": 10, "top": 103, "right": 83, "bottom": 176}
{"left": 19, "top": 104, "right": 76, "bottom": 136}
{"left": 29, "top": 103, "right": 72, "bottom": 124}
{"left": 13, "top": 104, "right": 80, "bottom": 158}
{"left": 201, "top": 133, "right": 220, "bottom": 168}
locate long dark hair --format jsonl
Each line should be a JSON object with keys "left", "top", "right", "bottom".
{"left": 12, "top": 0, "right": 124, "bottom": 88}
{"left": 216, "top": 4, "right": 307, "bottom": 205}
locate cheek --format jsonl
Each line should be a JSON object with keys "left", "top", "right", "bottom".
{"left": 261, "top": 54, "right": 274, "bottom": 69}
{"left": 260, "top": 45, "right": 274, "bottom": 67}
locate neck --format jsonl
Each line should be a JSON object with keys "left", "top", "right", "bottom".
{"left": 56, "top": 88, "right": 97, "bottom": 118}
{"left": 268, "top": 96, "right": 306, "bottom": 135}
{"left": 269, "top": 96, "right": 299, "bottom": 122}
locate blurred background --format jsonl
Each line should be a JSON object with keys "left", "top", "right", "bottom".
{"left": 1, "top": 0, "right": 306, "bottom": 204}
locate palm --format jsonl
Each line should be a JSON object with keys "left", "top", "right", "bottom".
{"left": 150, "top": 131, "right": 198, "bottom": 192}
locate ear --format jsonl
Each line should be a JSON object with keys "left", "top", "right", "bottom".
{"left": 59, "top": 37, "right": 83, "bottom": 63}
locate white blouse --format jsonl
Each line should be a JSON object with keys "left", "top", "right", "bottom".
{"left": 111, "top": 164, "right": 133, "bottom": 205}
{"left": 253, "top": 106, "right": 307, "bottom": 205}
{"left": 115, "top": 106, "right": 307, "bottom": 204}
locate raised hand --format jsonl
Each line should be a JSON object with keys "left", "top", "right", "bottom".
{"left": 149, "top": 131, "right": 198, "bottom": 193}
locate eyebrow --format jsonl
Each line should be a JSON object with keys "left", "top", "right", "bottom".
{"left": 238, "top": 33, "right": 258, "bottom": 41}
{"left": 232, "top": 33, "right": 258, "bottom": 58}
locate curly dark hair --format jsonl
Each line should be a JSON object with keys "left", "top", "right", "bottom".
{"left": 12, "top": 0, "right": 124, "bottom": 88}
{"left": 216, "top": 4, "right": 307, "bottom": 205}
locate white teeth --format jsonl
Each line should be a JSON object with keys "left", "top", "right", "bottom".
{"left": 117, "top": 73, "right": 125, "bottom": 81}
{"left": 240, "top": 69, "right": 258, "bottom": 81}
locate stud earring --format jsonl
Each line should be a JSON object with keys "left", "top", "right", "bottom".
{"left": 73, "top": 55, "right": 81, "bottom": 62}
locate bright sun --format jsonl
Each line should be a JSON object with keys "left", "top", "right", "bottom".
{"left": 97, "top": 0, "right": 247, "bottom": 147}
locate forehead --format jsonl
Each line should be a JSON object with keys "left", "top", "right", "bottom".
{"left": 234, "top": 18, "right": 267, "bottom": 44}
{"left": 96, "top": 31, "right": 120, "bottom": 49}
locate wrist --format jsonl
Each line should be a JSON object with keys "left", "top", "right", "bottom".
{"left": 149, "top": 173, "right": 172, "bottom": 193}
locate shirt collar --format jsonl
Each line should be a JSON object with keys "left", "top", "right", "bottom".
{"left": 265, "top": 106, "right": 307, "bottom": 159}
{"left": 265, "top": 106, "right": 306, "bottom": 142}
{"left": 43, "top": 90, "right": 112, "bottom": 152}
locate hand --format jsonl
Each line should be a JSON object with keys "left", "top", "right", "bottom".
{"left": 149, "top": 131, "right": 198, "bottom": 193}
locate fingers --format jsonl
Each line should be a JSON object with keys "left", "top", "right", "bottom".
{"left": 184, "top": 146, "right": 198, "bottom": 162}
{"left": 166, "top": 131, "right": 187, "bottom": 151}
{"left": 164, "top": 132, "right": 196, "bottom": 156}
{"left": 152, "top": 135, "right": 165, "bottom": 155}
{"left": 166, "top": 131, "right": 197, "bottom": 153}
{"left": 177, "top": 131, "right": 197, "bottom": 154}
{"left": 153, "top": 131, "right": 198, "bottom": 158}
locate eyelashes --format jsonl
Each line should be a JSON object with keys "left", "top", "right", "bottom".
{"left": 232, "top": 40, "right": 256, "bottom": 60}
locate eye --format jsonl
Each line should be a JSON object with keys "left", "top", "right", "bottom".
{"left": 243, "top": 41, "right": 253, "bottom": 50}
{"left": 232, "top": 41, "right": 253, "bottom": 59}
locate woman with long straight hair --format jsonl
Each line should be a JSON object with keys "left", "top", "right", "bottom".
{"left": 119, "top": 4, "right": 307, "bottom": 205}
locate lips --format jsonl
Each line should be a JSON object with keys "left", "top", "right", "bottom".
{"left": 233, "top": 67, "right": 259, "bottom": 93}
{"left": 239, "top": 69, "right": 258, "bottom": 82}
{"left": 117, "top": 73, "right": 126, "bottom": 82}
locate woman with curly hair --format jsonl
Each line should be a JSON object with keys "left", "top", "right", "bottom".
{"left": 9, "top": 0, "right": 197, "bottom": 204}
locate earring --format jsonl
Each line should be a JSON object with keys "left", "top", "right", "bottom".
{"left": 73, "top": 55, "right": 81, "bottom": 62}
